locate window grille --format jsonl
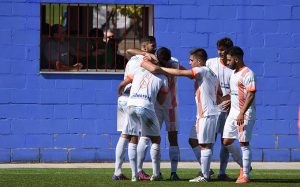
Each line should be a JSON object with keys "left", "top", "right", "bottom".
{"left": 40, "top": 3, "right": 154, "bottom": 74}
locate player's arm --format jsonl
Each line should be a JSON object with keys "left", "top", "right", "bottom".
{"left": 236, "top": 91, "right": 255, "bottom": 126}
{"left": 161, "top": 67, "right": 193, "bottom": 78}
{"left": 126, "top": 48, "right": 147, "bottom": 59}
{"left": 179, "top": 65, "right": 187, "bottom": 70}
{"left": 140, "top": 57, "right": 161, "bottom": 73}
{"left": 118, "top": 77, "right": 132, "bottom": 97}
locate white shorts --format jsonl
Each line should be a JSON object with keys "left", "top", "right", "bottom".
{"left": 189, "top": 115, "right": 218, "bottom": 144}
{"left": 155, "top": 105, "right": 178, "bottom": 132}
{"left": 124, "top": 106, "right": 160, "bottom": 137}
{"left": 222, "top": 115, "right": 255, "bottom": 142}
{"left": 117, "top": 95, "right": 128, "bottom": 131}
{"left": 216, "top": 112, "right": 228, "bottom": 134}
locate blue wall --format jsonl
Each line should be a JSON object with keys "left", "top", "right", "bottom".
{"left": 0, "top": 0, "right": 299, "bottom": 162}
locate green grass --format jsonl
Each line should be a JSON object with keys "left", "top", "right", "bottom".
{"left": 0, "top": 168, "right": 300, "bottom": 187}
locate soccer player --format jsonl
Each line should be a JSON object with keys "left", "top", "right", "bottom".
{"left": 118, "top": 60, "right": 169, "bottom": 181}
{"left": 112, "top": 36, "right": 156, "bottom": 180}
{"left": 128, "top": 45, "right": 183, "bottom": 181}
{"left": 159, "top": 48, "right": 221, "bottom": 182}
{"left": 206, "top": 37, "right": 242, "bottom": 180}
{"left": 222, "top": 46, "right": 256, "bottom": 184}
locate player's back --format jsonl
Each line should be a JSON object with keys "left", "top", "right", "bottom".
{"left": 127, "top": 67, "right": 168, "bottom": 111}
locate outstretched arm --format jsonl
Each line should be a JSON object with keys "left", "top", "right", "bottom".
{"left": 140, "top": 57, "right": 161, "bottom": 73}
{"left": 126, "top": 48, "right": 145, "bottom": 58}
{"left": 161, "top": 67, "right": 193, "bottom": 78}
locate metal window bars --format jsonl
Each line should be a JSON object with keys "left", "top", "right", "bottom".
{"left": 40, "top": 3, "right": 154, "bottom": 74}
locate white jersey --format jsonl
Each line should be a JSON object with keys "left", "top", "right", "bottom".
{"left": 229, "top": 66, "right": 256, "bottom": 120}
{"left": 191, "top": 67, "right": 219, "bottom": 118}
{"left": 206, "top": 57, "right": 232, "bottom": 96}
{"left": 127, "top": 67, "right": 169, "bottom": 111}
{"left": 122, "top": 55, "right": 144, "bottom": 95}
{"left": 157, "top": 57, "right": 179, "bottom": 109}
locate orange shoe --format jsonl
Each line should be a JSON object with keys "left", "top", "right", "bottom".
{"left": 236, "top": 176, "right": 250, "bottom": 184}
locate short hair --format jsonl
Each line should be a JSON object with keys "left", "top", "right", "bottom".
{"left": 51, "top": 24, "right": 65, "bottom": 36}
{"left": 227, "top": 46, "right": 244, "bottom": 58}
{"left": 217, "top": 37, "right": 233, "bottom": 49}
{"left": 89, "top": 28, "right": 104, "bottom": 38}
{"left": 189, "top": 48, "right": 208, "bottom": 62}
{"left": 141, "top": 36, "right": 156, "bottom": 44}
{"left": 156, "top": 47, "right": 171, "bottom": 63}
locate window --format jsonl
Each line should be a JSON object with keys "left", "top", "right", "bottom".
{"left": 40, "top": 3, "right": 154, "bottom": 74}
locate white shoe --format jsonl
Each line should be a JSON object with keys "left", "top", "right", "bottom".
{"left": 189, "top": 176, "right": 208, "bottom": 182}
{"left": 131, "top": 176, "right": 138, "bottom": 182}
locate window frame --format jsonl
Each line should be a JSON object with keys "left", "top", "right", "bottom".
{"left": 40, "top": 3, "right": 154, "bottom": 74}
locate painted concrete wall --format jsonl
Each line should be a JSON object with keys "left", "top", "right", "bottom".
{"left": 0, "top": 0, "right": 299, "bottom": 162}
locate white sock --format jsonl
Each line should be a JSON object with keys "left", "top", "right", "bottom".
{"left": 201, "top": 149, "right": 212, "bottom": 179}
{"left": 192, "top": 146, "right": 201, "bottom": 166}
{"left": 137, "top": 137, "right": 150, "bottom": 172}
{"left": 226, "top": 143, "right": 243, "bottom": 167}
{"left": 150, "top": 143, "right": 160, "bottom": 176}
{"left": 128, "top": 143, "right": 138, "bottom": 178}
{"left": 241, "top": 146, "right": 251, "bottom": 178}
{"left": 219, "top": 144, "right": 229, "bottom": 175}
{"left": 169, "top": 146, "right": 180, "bottom": 173}
{"left": 114, "top": 137, "right": 128, "bottom": 175}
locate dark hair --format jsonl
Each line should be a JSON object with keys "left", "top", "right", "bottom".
{"left": 89, "top": 28, "right": 104, "bottom": 38}
{"left": 156, "top": 47, "right": 171, "bottom": 63}
{"left": 227, "top": 46, "right": 244, "bottom": 58}
{"left": 189, "top": 48, "right": 208, "bottom": 62}
{"left": 217, "top": 37, "right": 233, "bottom": 49}
{"left": 141, "top": 36, "right": 156, "bottom": 44}
{"left": 50, "top": 24, "right": 65, "bottom": 37}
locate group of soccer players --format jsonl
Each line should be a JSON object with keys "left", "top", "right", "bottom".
{"left": 112, "top": 36, "right": 256, "bottom": 184}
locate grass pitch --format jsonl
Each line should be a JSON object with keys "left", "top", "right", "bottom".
{"left": 0, "top": 168, "right": 300, "bottom": 187}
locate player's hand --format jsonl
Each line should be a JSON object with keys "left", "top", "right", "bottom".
{"left": 236, "top": 112, "right": 244, "bottom": 126}
{"left": 220, "top": 100, "right": 230, "bottom": 111}
{"left": 73, "top": 63, "right": 83, "bottom": 69}
{"left": 145, "top": 53, "right": 158, "bottom": 64}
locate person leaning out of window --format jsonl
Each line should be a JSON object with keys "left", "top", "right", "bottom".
{"left": 43, "top": 24, "right": 83, "bottom": 71}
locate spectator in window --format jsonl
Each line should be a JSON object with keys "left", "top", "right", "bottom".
{"left": 83, "top": 28, "right": 106, "bottom": 69}
{"left": 102, "top": 30, "right": 128, "bottom": 69}
{"left": 43, "top": 24, "right": 83, "bottom": 71}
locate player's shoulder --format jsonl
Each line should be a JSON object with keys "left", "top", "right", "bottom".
{"left": 129, "top": 54, "right": 144, "bottom": 62}
{"left": 244, "top": 67, "right": 255, "bottom": 78}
